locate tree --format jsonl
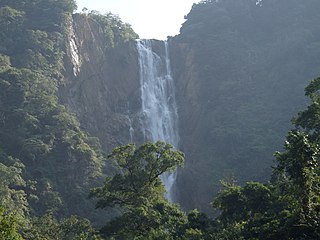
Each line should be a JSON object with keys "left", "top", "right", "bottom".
{"left": 23, "top": 214, "right": 101, "bottom": 240}
{"left": 212, "top": 77, "right": 320, "bottom": 239}
{"left": 0, "top": 153, "right": 29, "bottom": 225}
{"left": 0, "top": 206, "right": 23, "bottom": 240}
{"left": 274, "top": 77, "right": 320, "bottom": 239}
{"left": 91, "top": 141, "right": 185, "bottom": 239}
{"left": 92, "top": 141, "right": 184, "bottom": 209}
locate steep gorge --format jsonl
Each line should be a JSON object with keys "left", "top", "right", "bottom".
{"left": 59, "top": 0, "right": 320, "bottom": 212}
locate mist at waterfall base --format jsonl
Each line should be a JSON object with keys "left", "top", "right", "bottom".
{"left": 136, "top": 39, "right": 180, "bottom": 201}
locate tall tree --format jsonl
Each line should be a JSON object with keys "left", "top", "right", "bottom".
{"left": 274, "top": 77, "right": 320, "bottom": 238}
{"left": 212, "top": 77, "right": 320, "bottom": 239}
{"left": 91, "top": 141, "right": 186, "bottom": 239}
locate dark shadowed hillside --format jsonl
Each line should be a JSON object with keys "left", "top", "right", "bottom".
{"left": 170, "top": 0, "right": 320, "bottom": 211}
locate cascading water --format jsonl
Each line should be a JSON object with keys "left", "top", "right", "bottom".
{"left": 137, "top": 39, "right": 179, "bottom": 201}
{"left": 127, "top": 116, "right": 134, "bottom": 143}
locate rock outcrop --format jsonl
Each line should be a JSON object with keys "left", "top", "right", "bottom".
{"left": 59, "top": 14, "right": 141, "bottom": 153}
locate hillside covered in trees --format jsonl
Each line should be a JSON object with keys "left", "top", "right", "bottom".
{"left": 0, "top": 0, "right": 319, "bottom": 239}
{"left": 171, "top": 0, "right": 320, "bottom": 211}
{"left": 0, "top": 0, "right": 137, "bottom": 237}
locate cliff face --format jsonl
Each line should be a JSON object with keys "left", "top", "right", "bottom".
{"left": 59, "top": 14, "right": 141, "bottom": 153}
{"left": 170, "top": 0, "right": 320, "bottom": 211}
{"left": 60, "top": 0, "right": 320, "bottom": 212}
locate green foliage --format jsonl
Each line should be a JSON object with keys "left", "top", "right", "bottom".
{"left": 1, "top": 0, "right": 319, "bottom": 239}
{"left": 211, "top": 77, "right": 320, "bottom": 239}
{"left": 58, "top": 216, "right": 102, "bottom": 240}
{"left": 274, "top": 77, "right": 320, "bottom": 238}
{"left": 0, "top": 0, "right": 105, "bottom": 225}
{"left": 92, "top": 141, "right": 184, "bottom": 209}
{"left": 295, "top": 77, "right": 320, "bottom": 136}
{"left": 91, "top": 141, "right": 186, "bottom": 239}
{"left": 275, "top": 131, "right": 318, "bottom": 206}
{"left": 0, "top": 6, "right": 24, "bottom": 53}
{"left": 183, "top": 209, "right": 214, "bottom": 239}
{"left": 0, "top": 0, "right": 76, "bottom": 32}
{"left": 0, "top": 54, "right": 10, "bottom": 72}
{"left": 23, "top": 214, "right": 101, "bottom": 240}
{"left": 0, "top": 6, "right": 24, "bottom": 29}
{"left": 0, "top": 207, "right": 23, "bottom": 240}
{"left": 99, "top": 201, "right": 188, "bottom": 240}
{"left": 77, "top": 11, "right": 138, "bottom": 48}
{"left": 0, "top": 153, "right": 29, "bottom": 226}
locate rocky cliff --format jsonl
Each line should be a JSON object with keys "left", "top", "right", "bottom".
{"left": 170, "top": 0, "right": 320, "bottom": 211}
{"left": 59, "top": 0, "right": 320, "bottom": 212}
{"left": 59, "top": 13, "right": 141, "bottom": 153}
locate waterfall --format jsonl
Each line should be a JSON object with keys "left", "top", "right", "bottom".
{"left": 136, "top": 39, "right": 179, "bottom": 201}
{"left": 125, "top": 102, "right": 134, "bottom": 143}
{"left": 127, "top": 116, "right": 134, "bottom": 143}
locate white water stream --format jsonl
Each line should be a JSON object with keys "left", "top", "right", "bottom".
{"left": 137, "top": 39, "right": 179, "bottom": 201}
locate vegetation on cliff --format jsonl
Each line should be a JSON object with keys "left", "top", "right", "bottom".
{"left": 0, "top": 0, "right": 137, "bottom": 236}
{"left": 82, "top": 10, "right": 139, "bottom": 46}
{"left": 172, "top": 0, "right": 320, "bottom": 211}
{"left": 0, "top": 0, "right": 92, "bottom": 230}
{"left": 0, "top": 0, "right": 319, "bottom": 239}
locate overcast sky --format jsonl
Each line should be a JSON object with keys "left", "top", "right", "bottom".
{"left": 76, "top": 0, "right": 200, "bottom": 40}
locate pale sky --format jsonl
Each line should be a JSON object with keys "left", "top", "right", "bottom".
{"left": 76, "top": 0, "right": 200, "bottom": 40}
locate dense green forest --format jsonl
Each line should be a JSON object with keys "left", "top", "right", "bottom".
{"left": 0, "top": 0, "right": 136, "bottom": 238}
{"left": 0, "top": 0, "right": 319, "bottom": 239}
